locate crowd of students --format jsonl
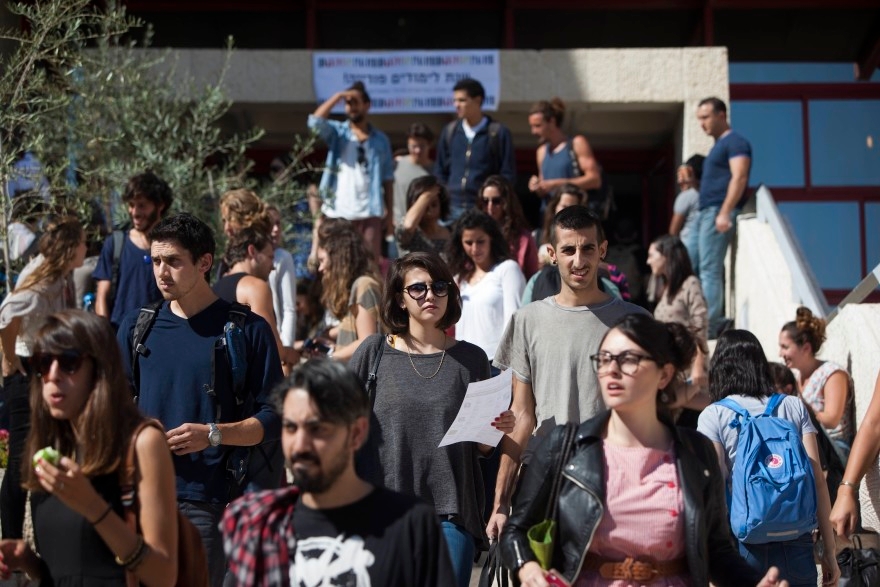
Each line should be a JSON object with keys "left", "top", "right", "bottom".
{"left": 0, "top": 78, "right": 871, "bottom": 587}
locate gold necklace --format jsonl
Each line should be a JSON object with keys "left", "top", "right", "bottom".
{"left": 403, "top": 334, "right": 446, "bottom": 379}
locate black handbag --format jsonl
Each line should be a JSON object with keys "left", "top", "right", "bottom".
{"left": 478, "top": 541, "right": 510, "bottom": 587}
{"left": 837, "top": 534, "right": 880, "bottom": 587}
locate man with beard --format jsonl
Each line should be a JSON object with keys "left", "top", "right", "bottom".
{"left": 308, "top": 81, "right": 394, "bottom": 261}
{"left": 486, "top": 206, "right": 649, "bottom": 541}
{"left": 222, "top": 360, "right": 455, "bottom": 587}
{"left": 93, "top": 171, "right": 172, "bottom": 330}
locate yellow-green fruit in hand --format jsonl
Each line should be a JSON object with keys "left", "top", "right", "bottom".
{"left": 33, "top": 447, "right": 60, "bottom": 468}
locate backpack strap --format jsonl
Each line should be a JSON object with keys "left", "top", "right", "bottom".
{"left": 567, "top": 142, "right": 583, "bottom": 178}
{"left": 487, "top": 120, "right": 502, "bottom": 173}
{"left": 207, "top": 302, "right": 252, "bottom": 423}
{"left": 109, "top": 229, "right": 125, "bottom": 308}
{"left": 130, "top": 299, "right": 164, "bottom": 401}
{"left": 716, "top": 397, "right": 751, "bottom": 427}
{"left": 441, "top": 120, "right": 458, "bottom": 177}
{"left": 763, "top": 393, "right": 786, "bottom": 416}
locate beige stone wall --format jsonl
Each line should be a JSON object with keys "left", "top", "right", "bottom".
{"left": 823, "top": 305, "right": 880, "bottom": 531}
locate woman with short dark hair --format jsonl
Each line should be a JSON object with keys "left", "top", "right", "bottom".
{"left": 349, "top": 252, "right": 514, "bottom": 587}
{"left": 699, "top": 329, "right": 838, "bottom": 587}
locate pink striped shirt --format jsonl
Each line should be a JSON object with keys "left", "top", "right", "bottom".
{"left": 574, "top": 441, "right": 691, "bottom": 587}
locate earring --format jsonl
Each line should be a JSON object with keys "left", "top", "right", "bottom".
{"left": 659, "top": 391, "right": 670, "bottom": 404}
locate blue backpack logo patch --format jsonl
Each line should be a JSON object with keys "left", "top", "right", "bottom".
{"left": 717, "top": 394, "right": 818, "bottom": 544}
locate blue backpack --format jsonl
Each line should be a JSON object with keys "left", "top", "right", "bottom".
{"left": 717, "top": 394, "right": 818, "bottom": 544}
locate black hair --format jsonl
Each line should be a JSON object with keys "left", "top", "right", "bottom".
{"left": 684, "top": 154, "right": 705, "bottom": 179}
{"left": 650, "top": 234, "right": 695, "bottom": 303}
{"left": 347, "top": 81, "right": 371, "bottom": 103}
{"left": 405, "top": 175, "right": 450, "bottom": 221}
{"left": 604, "top": 313, "right": 696, "bottom": 378}
{"left": 445, "top": 209, "right": 509, "bottom": 281}
{"left": 453, "top": 78, "right": 485, "bottom": 101}
{"left": 123, "top": 171, "right": 173, "bottom": 216}
{"left": 768, "top": 362, "right": 799, "bottom": 396}
{"left": 273, "top": 359, "right": 369, "bottom": 425}
{"left": 698, "top": 97, "right": 727, "bottom": 115}
{"left": 382, "top": 252, "right": 462, "bottom": 334}
{"left": 223, "top": 225, "right": 272, "bottom": 267}
{"left": 709, "top": 329, "right": 775, "bottom": 401}
{"left": 149, "top": 213, "right": 216, "bottom": 269}
{"left": 551, "top": 204, "right": 605, "bottom": 245}
{"left": 407, "top": 122, "right": 435, "bottom": 142}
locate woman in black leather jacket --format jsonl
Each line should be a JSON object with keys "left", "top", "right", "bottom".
{"left": 500, "top": 314, "right": 790, "bottom": 587}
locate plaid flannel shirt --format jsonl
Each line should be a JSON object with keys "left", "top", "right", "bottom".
{"left": 222, "top": 485, "right": 300, "bottom": 587}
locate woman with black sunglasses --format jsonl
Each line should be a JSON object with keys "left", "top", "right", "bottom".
{"left": 0, "top": 310, "right": 181, "bottom": 586}
{"left": 350, "top": 252, "right": 515, "bottom": 587}
{"left": 0, "top": 217, "right": 86, "bottom": 540}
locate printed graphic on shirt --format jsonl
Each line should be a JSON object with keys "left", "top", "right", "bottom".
{"left": 290, "top": 534, "right": 375, "bottom": 587}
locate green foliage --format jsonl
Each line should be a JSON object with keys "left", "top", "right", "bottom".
{"left": 0, "top": 0, "right": 315, "bottom": 289}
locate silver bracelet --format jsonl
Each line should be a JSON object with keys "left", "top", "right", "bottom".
{"left": 839, "top": 480, "right": 858, "bottom": 489}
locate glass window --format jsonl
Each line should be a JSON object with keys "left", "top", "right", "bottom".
{"left": 731, "top": 101, "right": 804, "bottom": 188}
{"left": 778, "top": 202, "right": 861, "bottom": 289}
{"left": 809, "top": 100, "right": 880, "bottom": 187}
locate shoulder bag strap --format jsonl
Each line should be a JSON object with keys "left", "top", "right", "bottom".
{"left": 365, "top": 335, "right": 385, "bottom": 409}
{"left": 120, "top": 419, "right": 163, "bottom": 587}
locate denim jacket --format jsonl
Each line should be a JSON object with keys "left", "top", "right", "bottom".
{"left": 500, "top": 412, "right": 763, "bottom": 586}
{"left": 308, "top": 115, "right": 394, "bottom": 218}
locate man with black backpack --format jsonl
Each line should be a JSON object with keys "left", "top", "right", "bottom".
{"left": 93, "top": 171, "right": 172, "bottom": 330}
{"left": 434, "top": 78, "right": 516, "bottom": 222}
{"left": 116, "top": 213, "right": 283, "bottom": 587}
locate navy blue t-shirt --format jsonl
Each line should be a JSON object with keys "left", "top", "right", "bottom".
{"left": 699, "top": 130, "right": 752, "bottom": 210}
{"left": 92, "top": 232, "right": 161, "bottom": 328}
{"left": 116, "top": 299, "right": 282, "bottom": 503}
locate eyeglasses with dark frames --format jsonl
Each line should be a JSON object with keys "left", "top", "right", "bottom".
{"left": 590, "top": 350, "right": 655, "bottom": 376}
{"left": 33, "top": 350, "right": 87, "bottom": 376}
{"left": 402, "top": 281, "right": 450, "bottom": 300}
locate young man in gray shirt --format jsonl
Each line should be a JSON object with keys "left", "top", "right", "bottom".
{"left": 487, "top": 205, "right": 648, "bottom": 540}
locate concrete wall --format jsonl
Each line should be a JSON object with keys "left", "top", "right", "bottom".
{"left": 149, "top": 47, "right": 729, "bottom": 159}
{"left": 822, "top": 305, "right": 880, "bottom": 531}
{"left": 733, "top": 200, "right": 880, "bottom": 532}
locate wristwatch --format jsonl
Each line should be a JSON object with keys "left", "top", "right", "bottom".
{"left": 207, "top": 423, "right": 222, "bottom": 447}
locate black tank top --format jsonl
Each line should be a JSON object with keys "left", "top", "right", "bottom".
{"left": 213, "top": 272, "right": 247, "bottom": 303}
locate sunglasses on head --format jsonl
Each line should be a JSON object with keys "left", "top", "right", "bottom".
{"left": 32, "top": 350, "right": 86, "bottom": 376}
{"left": 402, "top": 281, "right": 450, "bottom": 300}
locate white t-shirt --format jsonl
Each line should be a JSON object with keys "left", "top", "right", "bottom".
{"left": 324, "top": 139, "right": 370, "bottom": 220}
{"left": 457, "top": 259, "right": 524, "bottom": 361}
{"left": 697, "top": 394, "right": 817, "bottom": 475}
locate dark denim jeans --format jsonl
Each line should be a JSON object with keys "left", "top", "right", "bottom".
{"left": 1, "top": 368, "right": 32, "bottom": 539}
{"left": 738, "top": 533, "right": 818, "bottom": 587}
{"left": 179, "top": 500, "right": 227, "bottom": 587}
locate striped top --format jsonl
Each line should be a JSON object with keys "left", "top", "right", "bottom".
{"left": 574, "top": 440, "right": 689, "bottom": 587}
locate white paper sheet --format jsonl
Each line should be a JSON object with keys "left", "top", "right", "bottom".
{"left": 438, "top": 369, "right": 512, "bottom": 447}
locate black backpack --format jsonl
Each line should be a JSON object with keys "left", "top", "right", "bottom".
{"left": 130, "top": 300, "right": 278, "bottom": 498}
